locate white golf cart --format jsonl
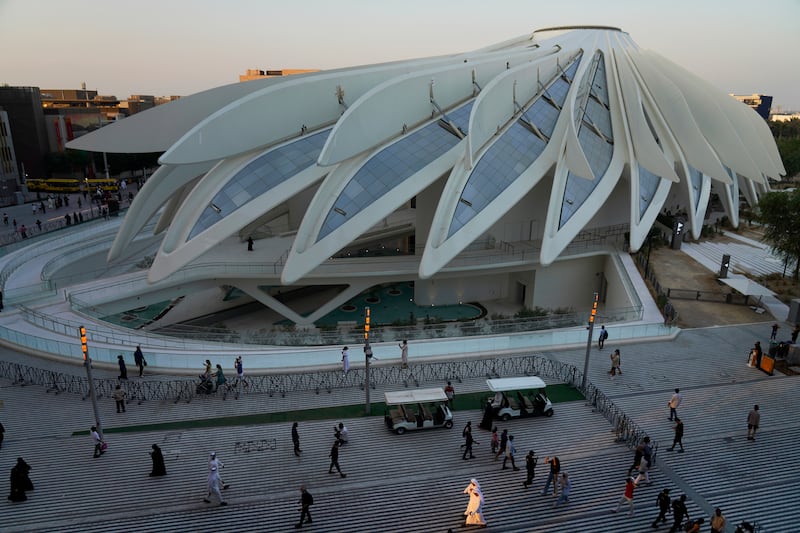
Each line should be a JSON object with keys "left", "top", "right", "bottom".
{"left": 384, "top": 388, "right": 454, "bottom": 434}
{"left": 486, "top": 377, "right": 554, "bottom": 421}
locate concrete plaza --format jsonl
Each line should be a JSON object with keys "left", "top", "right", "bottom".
{"left": 1, "top": 320, "right": 796, "bottom": 532}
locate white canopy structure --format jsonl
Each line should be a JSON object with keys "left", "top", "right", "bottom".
{"left": 67, "top": 26, "right": 785, "bottom": 328}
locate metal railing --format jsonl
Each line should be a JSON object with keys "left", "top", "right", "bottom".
{"left": 0, "top": 352, "right": 655, "bottom": 452}
{"left": 22, "top": 300, "right": 642, "bottom": 349}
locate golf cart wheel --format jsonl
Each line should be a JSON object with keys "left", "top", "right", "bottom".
{"left": 501, "top": 413, "right": 511, "bottom": 422}
{"left": 444, "top": 420, "right": 453, "bottom": 429}
{"left": 545, "top": 409, "right": 554, "bottom": 417}
{"left": 395, "top": 427, "right": 407, "bottom": 435}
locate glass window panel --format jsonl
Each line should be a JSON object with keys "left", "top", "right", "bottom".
{"left": 187, "top": 129, "right": 331, "bottom": 240}
{"left": 638, "top": 164, "right": 661, "bottom": 219}
{"left": 316, "top": 100, "right": 475, "bottom": 242}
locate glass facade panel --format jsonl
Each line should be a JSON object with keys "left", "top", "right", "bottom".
{"left": 447, "top": 55, "right": 582, "bottom": 238}
{"left": 688, "top": 164, "right": 702, "bottom": 209}
{"left": 559, "top": 52, "right": 614, "bottom": 228}
{"left": 638, "top": 164, "right": 660, "bottom": 220}
{"left": 316, "top": 101, "right": 474, "bottom": 242}
{"left": 188, "top": 129, "right": 331, "bottom": 240}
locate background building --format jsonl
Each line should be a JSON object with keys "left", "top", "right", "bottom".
{"left": 239, "top": 68, "right": 319, "bottom": 82}
{"left": 730, "top": 93, "right": 773, "bottom": 120}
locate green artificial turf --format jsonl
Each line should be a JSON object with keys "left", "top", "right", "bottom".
{"left": 72, "top": 383, "right": 583, "bottom": 436}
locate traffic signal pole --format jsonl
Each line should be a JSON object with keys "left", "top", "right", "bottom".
{"left": 581, "top": 293, "right": 599, "bottom": 391}
{"left": 364, "top": 307, "right": 373, "bottom": 415}
{"left": 80, "top": 326, "right": 103, "bottom": 438}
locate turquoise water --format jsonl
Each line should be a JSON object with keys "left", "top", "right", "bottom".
{"left": 312, "top": 282, "right": 483, "bottom": 326}
{"left": 106, "top": 283, "right": 484, "bottom": 329}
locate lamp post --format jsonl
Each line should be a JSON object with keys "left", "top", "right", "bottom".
{"left": 363, "top": 307, "right": 374, "bottom": 414}
{"left": 581, "top": 293, "right": 599, "bottom": 391}
{"left": 80, "top": 326, "right": 103, "bottom": 438}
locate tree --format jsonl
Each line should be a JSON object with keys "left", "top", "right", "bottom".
{"left": 757, "top": 190, "right": 800, "bottom": 279}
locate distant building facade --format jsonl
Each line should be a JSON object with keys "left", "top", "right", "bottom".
{"left": 239, "top": 68, "right": 319, "bottom": 82}
{"left": 0, "top": 107, "right": 21, "bottom": 201}
{"left": 730, "top": 93, "right": 773, "bottom": 120}
{"left": 0, "top": 86, "right": 49, "bottom": 181}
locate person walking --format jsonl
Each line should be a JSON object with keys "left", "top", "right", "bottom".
{"left": 214, "top": 364, "right": 227, "bottom": 393}
{"left": 632, "top": 436, "right": 651, "bottom": 470}
{"left": 292, "top": 422, "right": 302, "bottom": 456}
{"left": 598, "top": 325, "right": 608, "bottom": 349}
{"left": 770, "top": 323, "right": 779, "bottom": 340}
{"left": 247, "top": 236, "right": 254, "bottom": 251}
{"left": 609, "top": 349, "right": 622, "bottom": 377}
{"left": 489, "top": 427, "right": 499, "bottom": 454}
{"left": 667, "top": 388, "right": 682, "bottom": 421}
{"left": 495, "top": 428, "right": 508, "bottom": 460}
{"left": 791, "top": 323, "right": 799, "bottom": 344}
{"left": 502, "top": 435, "right": 519, "bottom": 470}
{"left": 651, "top": 488, "right": 671, "bottom": 528}
{"left": 667, "top": 418, "right": 684, "bottom": 452}
{"left": 523, "top": 450, "right": 538, "bottom": 488}
{"left": 462, "top": 426, "right": 476, "bottom": 460}
{"left": 208, "top": 452, "right": 230, "bottom": 489}
{"left": 747, "top": 405, "right": 760, "bottom": 441}
{"left": 334, "top": 422, "right": 349, "bottom": 446}
{"left": 112, "top": 384, "right": 127, "bottom": 413}
{"left": 8, "top": 457, "right": 33, "bottom": 502}
{"left": 133, "top": 345, "right": 145, "bottom": 377}
{"left": 341, "top": 346, "right": 350, "bottom": 375}
{"left": 633, "top": 453, "right": 651, "bottom": 486}
{"left": 541, "top": 455, "right": 561, "bottom": 495}
{"left": 398, "top": 339, "right": 408, "bottom": 369}
{"left": 204, "top": 466, "right": 227, "bottom": 506}
{"left": 552, "top": 472, "right": 571, "bottom": 508}
{"left": 295, "top": 485, "right": 314, "bottom": 528}
{"left": 668, "top": 495, "right": 689, "bottom": 533}
{"left": 463, "top": 478, "right": 486, "bottom": 527}
{"left": 149, "top": 444, "right": 167, "bottom": 476}
{"left": 612, "top": 474, "right": 636, "bottom": 516}
{"left": 710, "top": 507, "right": 726, "bottom": 533}
{"left": 445, "top": 381, "right": 455, "bottom": 409}
{"left": 91, "top": 426, "right": 105, "bottom": 458}
{"left": 234, "top": 356, "right": 248, "bottom": 388}
{"left": 117, "top": 355, "right": 128, "bottom": 380}
{"left": 328, "top": 440, "right": 346, "bottom": 478}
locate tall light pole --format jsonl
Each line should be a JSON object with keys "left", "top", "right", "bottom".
{"left": 581, "top": 293, "right": 599, "bottom": 391}
{"left": 80, "top": 326, "right": 103, "bottom": 438}
{"left": 364, "top": 307, "right": 373, "bottom": 415}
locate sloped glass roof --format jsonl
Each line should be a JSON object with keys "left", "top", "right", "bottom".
{"left": 448, "top": 54, "right": 582, "bottom": 238}
{"left": 316, "top": 100, "right": 474, "bottom": 242}
{"left": 687, "top": 164, "right": 702, "bottom": 209}
{"left": 638, "top": 164, "right": 660, "bottom": 219}
{"left": 188, "top": 129, "right": 331, "bottom": 240}
{"left": 559, "top": 52, "right": 613, "bottom": 228}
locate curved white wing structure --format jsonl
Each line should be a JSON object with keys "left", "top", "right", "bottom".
{"left": 67, "top": 26, "right": 785, "bottom": 326}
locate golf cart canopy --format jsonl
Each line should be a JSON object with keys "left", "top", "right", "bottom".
{"left": 384, "top": 388, "right": 448, "bottom": 405}
{"left": 487, "top": 377, "right": 547, "bottom": 392}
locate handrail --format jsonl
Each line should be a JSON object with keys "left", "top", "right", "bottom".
{"left": 0, "top": 352, "right": 655, "bottom": 452}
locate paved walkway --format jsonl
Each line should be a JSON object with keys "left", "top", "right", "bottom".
{"left": 1, "top": 322, "right": 796, "bottom": 532}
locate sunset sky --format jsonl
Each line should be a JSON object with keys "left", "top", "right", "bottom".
{"left": 2, "top": 0, "right": 798, "bottom": 110}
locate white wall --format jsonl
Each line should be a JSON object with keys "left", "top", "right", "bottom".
{"left": 532, "top": 255, "right": 606, "bottom": 310}
{"left": 415, "top": 273, "right": 508, "bottom": 306}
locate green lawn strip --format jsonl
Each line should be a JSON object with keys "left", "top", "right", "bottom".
{"left": 72, "top": 384, "right": 583, "bottom": 436}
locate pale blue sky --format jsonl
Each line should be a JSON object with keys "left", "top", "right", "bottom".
{"left": 1, "top": 0, "right": 798, "bottom": 110}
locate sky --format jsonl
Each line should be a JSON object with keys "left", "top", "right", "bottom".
{"left": 1, "top": 0, "right": 799, "bottom": 110}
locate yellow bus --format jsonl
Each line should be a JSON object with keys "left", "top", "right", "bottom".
{"left": 26, "top": 178, "right": 119, "bottom": 193}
